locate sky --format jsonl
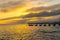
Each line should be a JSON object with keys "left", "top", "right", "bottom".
{"left": 0, "top": 1, "right": 60, "bottom": 39}
{"left": 0, "top": 0, "right": 60, "bottom": 24}
{"left": 25, "top": 0, "right": 60, "bottom": 7}
{"left": 0, "top": 0, "right": 60, "bottom": 11}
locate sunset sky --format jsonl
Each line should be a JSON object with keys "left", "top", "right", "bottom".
{"left": 0, "top": 1, "right": 60, "bottom": 40}
{"left": 0, "top": 0, "right": 60, "bottom": 24}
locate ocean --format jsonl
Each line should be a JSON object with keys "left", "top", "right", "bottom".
{"left": 0, "top": 24, "right": 60, "bottom": 40}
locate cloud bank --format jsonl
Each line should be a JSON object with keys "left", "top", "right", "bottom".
{"left": 23, "top": 10, "right": 60, "bottom": 18}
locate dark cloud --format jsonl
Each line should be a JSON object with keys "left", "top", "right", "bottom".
{"left": 26, "top": 15, "right": 60, "bottom": 24}
{"left": 8, "top": 20, "right": 27, "bottom": 24}
{"left": 37, "top": 16, "right": 60, "bottom": 23}
{"left": 0, "top": 20, "right": 27, "bottom": 25}
{"left": 23, "top": 4, "right": 60, "bottom": 19}
{"left": 23, "top": 9, "right": 60, "bottom": 18}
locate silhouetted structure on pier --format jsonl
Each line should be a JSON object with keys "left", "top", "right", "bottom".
{"left": 28, "top": 22, "right": 60, "bottom": 26}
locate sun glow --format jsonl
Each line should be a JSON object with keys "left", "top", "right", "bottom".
{"left": 0, "top": 5, "right": 30, "bottom": 19}
{"left": 0, "top": 5, "right": 31, "bottom": 24}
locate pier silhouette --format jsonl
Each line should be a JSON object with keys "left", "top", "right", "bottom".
{"left": 28, "top": 22, "right": 60, "bottom": 26}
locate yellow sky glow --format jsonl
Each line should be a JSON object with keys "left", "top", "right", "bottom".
{"left": 0, "top": 5, "right": 30, "bottom": 19}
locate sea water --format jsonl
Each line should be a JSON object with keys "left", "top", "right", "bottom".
{"left": 0, "top": 24, "right": 60, "bottom": 40}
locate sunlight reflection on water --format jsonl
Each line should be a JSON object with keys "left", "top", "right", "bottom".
{"left": 0, "top": 24, "right": 60, "bottom": 40}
